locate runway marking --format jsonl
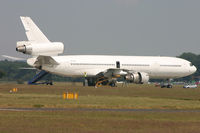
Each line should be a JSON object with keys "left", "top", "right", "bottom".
{"left": 1, "top": 108, "right": 200, "bottom": 113}
{"left": 0, "top": 108, "right": 29, "bottom": 112}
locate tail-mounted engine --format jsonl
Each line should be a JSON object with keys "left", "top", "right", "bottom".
{"left": 125, "top": 72, "right": 149, "bottom": 84}
{"left": 16, "top": 41, "right": 64, "bottom": 56}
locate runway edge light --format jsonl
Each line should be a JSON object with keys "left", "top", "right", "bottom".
{"left": 10, "top": 88, "right": 18, "bottom": 93}
{"left": 63, "top": 92, "right": 78, "bottom": 100}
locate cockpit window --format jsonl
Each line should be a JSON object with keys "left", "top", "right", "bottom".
{"left": 190, "top": 63, "right": 193, "bottom": 66}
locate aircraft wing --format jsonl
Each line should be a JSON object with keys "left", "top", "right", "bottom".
{"left": 91, "top": 68, "right": 149, "bottom": 87}
{"left": 34, "top": 55, "right": 59, "bottom": 66}
{"left": 19, "top": 67, "right": 36, "bottom": 70}
{"left": 1, "top": 55, "right": 26, "bottom": 61}
{"left": 97, "top": 68, "right": 129, "bottom": 78}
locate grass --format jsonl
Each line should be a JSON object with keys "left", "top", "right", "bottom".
{"left": 0, "top": 83, "right": 200, "bottom": 109}
{"left": 0, "top": 111, "right": 200, "bottom": 133}
{"left": 1, "top": 82, "right": 200, "bottom": 133}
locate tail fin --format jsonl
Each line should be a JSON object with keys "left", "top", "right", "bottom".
{"left": 20, "top": 16, "right": 50, "bottom": 43}
{"left": 17, "top": 17, "right": 64, "bottom": 56}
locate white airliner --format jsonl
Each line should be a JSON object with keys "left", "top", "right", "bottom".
{"left": 14, "top": 16, "right": 196, "bottom": 87}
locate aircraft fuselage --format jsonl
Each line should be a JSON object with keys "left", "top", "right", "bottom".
{"left": 35, "top": 55, "right": 196, "bottom": 79}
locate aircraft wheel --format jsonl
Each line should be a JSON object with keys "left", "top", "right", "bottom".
{"left": 110, "top": 81, "right": 116, "bottom": 87}
{"left": 167, "top": 85, "right": 172, "bottom": 88}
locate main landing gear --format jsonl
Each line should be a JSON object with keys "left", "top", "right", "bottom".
{"left": 83, "top": 77, "right": 117, "bottom": 87}
{"left": 160, "top": 79, "right": 173, "bottom": 88}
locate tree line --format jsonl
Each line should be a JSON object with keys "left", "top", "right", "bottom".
{"left": 0, "top": 52, "right": 199, "bottom": 82}
{"left": 0, "top": 60, "right": 79, "bottom": 82}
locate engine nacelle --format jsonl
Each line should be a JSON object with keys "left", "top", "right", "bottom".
{"left": 16, "top": 41, "right": 64, "bottom": 56}
{"left": 125, "top": 72, "right": 149, "bottom": 84}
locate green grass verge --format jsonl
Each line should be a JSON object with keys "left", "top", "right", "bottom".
{"left": 0, "top": 83, "right": 200, "bottom": 109}
{"left": 1, "top": 83, "right": 200, "bottom": 133}
{"left": 0, "top": 111, "right": 200, "bottom": 133}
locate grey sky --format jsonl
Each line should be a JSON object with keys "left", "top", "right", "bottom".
{"left": 0, "top": 0, "right": 200, "bottom": 60}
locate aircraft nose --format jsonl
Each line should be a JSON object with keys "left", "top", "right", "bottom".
{"left": 190, "top": 66, "right": 197, "bottom": 74}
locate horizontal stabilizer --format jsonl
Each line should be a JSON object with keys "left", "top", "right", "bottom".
{"left": 1, "top": 55, "right": 26, "bottom": 61}
{"left": 19, "top": 67, "right": 36, "bottom": 70}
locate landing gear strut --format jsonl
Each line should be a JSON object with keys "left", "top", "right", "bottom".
{"left": 83, "top": 77, "right": 117, "bottom": 88}
{"left": 160, "top": 79, "right": 173, "bottom": 88}
{"left": 46, "top": 80, "right": 53, "bottom": 85}
{"left": 109, "top": 80, "right": 117, "bottom": 87}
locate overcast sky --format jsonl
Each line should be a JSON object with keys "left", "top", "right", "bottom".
{"left": 0, "top": 0, "right": 200, "bottom": 60}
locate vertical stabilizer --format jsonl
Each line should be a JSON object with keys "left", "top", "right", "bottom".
{"left": 17, "top": 16, "right": 64, "bottom": 56}
{"left": 20, "top": 16, "right": 50, "bottom": 43}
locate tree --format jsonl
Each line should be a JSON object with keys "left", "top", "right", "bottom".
{"left": 0, "top": 70, "right": 5, "bottom": 78}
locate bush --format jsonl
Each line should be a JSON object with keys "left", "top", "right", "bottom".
{"left": 16, "top": 79, "right": 24, "bottom": 84}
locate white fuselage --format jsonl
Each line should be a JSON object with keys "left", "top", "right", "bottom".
{"left": 18, "top": 17, "right": 196, "bottom": 81}
{"left": 37, "top": 55, "right": 196, "bottom": 79}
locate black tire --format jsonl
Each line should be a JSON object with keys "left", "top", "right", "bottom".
{"left": 111, "top": 83, "right": 115, "bottom": 87}
{"left": 110, "top": 81, "right": 116, "bottom": 87}
{"left": 167, "top": 85, "right": 172, "bottom": 88}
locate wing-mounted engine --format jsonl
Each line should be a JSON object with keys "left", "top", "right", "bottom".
{"left": 125, "top": 72, "right": 149, "bottom": 84}
{"left": 93, "top": 69, "right": 149, "bottom": 87}
{"left": 16, "top": 41, "right": 64, "bottom": 56}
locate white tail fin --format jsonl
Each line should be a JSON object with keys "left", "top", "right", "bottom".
{"left": 20, "top": 16, "right": 50, "bottom": 43}
{"left": 17, "top": 17, "right": 64, "bottom": 56}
